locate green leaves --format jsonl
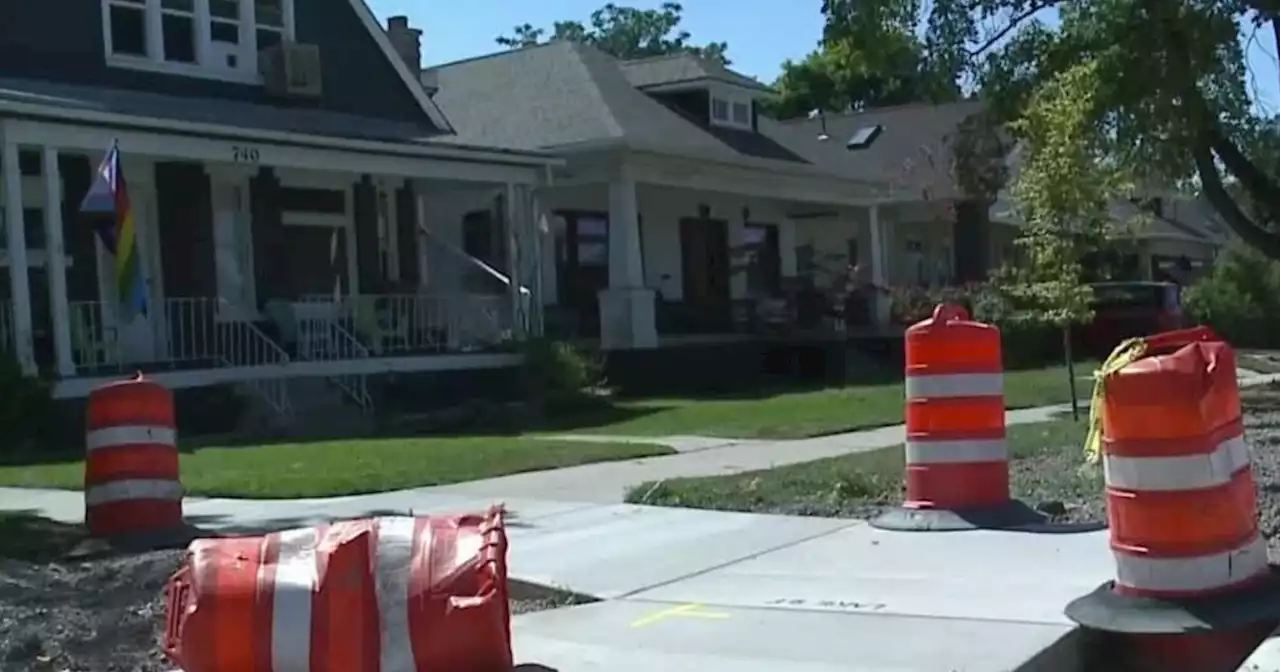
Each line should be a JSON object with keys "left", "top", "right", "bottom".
{"left": 495, "top": 2, "right": 730, "bottom": 65}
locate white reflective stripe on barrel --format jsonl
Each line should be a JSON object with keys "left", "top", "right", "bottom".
{"left": 376, "top": 516, "right": 418, "bottom": 672}
{"left": 1104, "top": 435, "right": 1250, "bottom": 492}
{"left": 270, "top": 525, "right": 320, "bottom": 672}
{"left": 84, "top": 479, "right": 183, "bottom": 505}
{"left": 86, "top": 425, "right": 177, "bottom": 452}
{"left": 905, "top": 373, "right": 1003, "bottom": 399}
{"left": 905, "top": 438, "right": 1007, "bottom": 464}
{"left": 1114, "top": 535, "right": 1268, "bottom": 594}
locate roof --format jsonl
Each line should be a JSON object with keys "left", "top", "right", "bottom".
{"left": 0, "top": 77, "right": 438, "bottom": 143}
{"left": 427, "top": 42, "right": 815, "bottom": 169}
{"left": 619, "top": 53, "right": 772, "bottom": 92}
{"left": 774, "top": 101, "right": 987, "bottom": 200}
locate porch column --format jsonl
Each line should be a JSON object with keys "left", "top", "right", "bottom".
{"left": 1, "top": 137, "right": 35, "bottom": 374}
{"left": 599, "top": 170, "right": 656, "bottom": 349}
{"left": 868, "top": 204, "right": 891, "bottom": 327}
{"left": 502, "top": 182, "right": 526, "bottom": 337}
{"left": 779, "top": 218, "right": 798, "bottom": 278}
{"left": 42, "top": 148, "right": 73, "bottom": 376}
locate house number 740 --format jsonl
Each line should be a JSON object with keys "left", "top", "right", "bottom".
{"left": 232, "top": 146, "right": 261, "bottom": 164}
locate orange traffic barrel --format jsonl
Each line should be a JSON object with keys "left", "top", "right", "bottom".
{"left": 84, "top": 373, "right": 183, "bottom": 538}
{"left": 873, "top": 303, "right": 1043, "bottom": 531}
{"left": 164, "top": 508, "right": 513, "bottom": 672}
{"left": 1066, "top": 327, "right": 1280, "bottom": 670}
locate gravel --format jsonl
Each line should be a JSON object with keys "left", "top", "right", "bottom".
{"left": 0, "top": 542, "right": 589, "bottom": 672}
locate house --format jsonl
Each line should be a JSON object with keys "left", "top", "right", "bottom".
{"left": 0, "top": 1, "right": 561, "bottom": 421}
{"left": 788, "top": 102, "right": 1228, "bottom": 287}
{"left": 423, "top": 41, "right": 904, "bottom": 350}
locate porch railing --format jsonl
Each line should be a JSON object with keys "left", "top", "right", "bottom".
{"left": 294, "top": 308, "right": 374, "bottom": 413}
{"left": 299, "top": 293, "right": 516, "bottom": 355}
{"left": 68, "top": 297, "right": 292, "bottom": 420}
{"left": 213, "top": 298, "right": 293, "bottom": 421}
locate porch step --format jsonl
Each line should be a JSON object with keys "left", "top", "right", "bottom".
{"left": 282, "top": 375, "right": 376, "bottom": 439}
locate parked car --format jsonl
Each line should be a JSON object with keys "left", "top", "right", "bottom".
{"left": 1078, "top": 281, "right": 1184, "bottom": 356}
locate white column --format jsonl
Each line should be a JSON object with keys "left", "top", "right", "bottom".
{"left": 779, "top": 218, "right": 798, "bottom": 278}
{"left": 42, "top": 148, "right": 73, "bottom": 376}
{"left": 503, "top": 182, "right": 524, "bottom": 336}
{"left": 2, "top": 139, "right": 35, "bottom": 375}
{"left": 607, "top": 173, "right": 644, "bottom": 287}
{"left": 868, "top": 204, "right": 891, "bottom": 327}
{"left": 599, "top": 170, "right": 656, "bottom": 349}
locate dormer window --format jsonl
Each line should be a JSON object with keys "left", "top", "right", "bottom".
{"left": 710, "top": 92, "right": 752, "bottom": 130}
{"left": 103, "top": 0, "right": 296, "bottom": 83}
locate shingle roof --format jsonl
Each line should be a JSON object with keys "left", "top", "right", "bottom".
{"left": 774, "top": 101, "right": 987, "bottom": 200}
{"left": 427, "top": 42, "right": 819, "bottom": 169}
{"left": 0, "top": 76, "right": 439, "bottom": 143}
{"left": 619, "top": 53, "right": 772, "bottom": 92}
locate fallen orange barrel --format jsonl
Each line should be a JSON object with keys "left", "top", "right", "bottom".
{"left": 164, "top": 508, "right": 513, "bottom": 672}
{"left": 873, "top": 302, "right": 1043, "bottom": 531}
{"left": 85, "top": 373, "right": 183, "bottom": 538}
{"left": 1066, "top": 327, "right": 1280, "bottom": 671}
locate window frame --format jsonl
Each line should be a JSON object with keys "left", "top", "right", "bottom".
{"left": 709, "top": 91, "right": 753, "bottom": 130}
{"left": 102, "top": 0, "right": 296, "bottom": 84}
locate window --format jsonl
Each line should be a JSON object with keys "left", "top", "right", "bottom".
{"left": 709, "top": 93, "right": 753, "bottom": 130}
{"left": 743, "top": 223, "right": 781, "bottom": 297}
{"left": 711, "top": 97, "right": 730, "bottom": 122}
{"left": 103, "top": 0, "right": 295, "bottom": 81}
{"left": 847, "top": 125, "right": 883, "bottom": 150}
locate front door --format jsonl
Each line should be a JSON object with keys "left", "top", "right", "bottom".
{"left": 679, "top": 217, "right": 731, "bottom": 332}
{"left": 100, "top": 180, "right": 162, "bottom": 364}
{"left": 211, "top": 177, "right": 256, "bottom": 320}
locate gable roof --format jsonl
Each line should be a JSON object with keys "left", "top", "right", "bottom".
{"left": 619, "top": 53, "right": 772, "bottom": 92}
{"left": 428, "top": 42, "right": 830, "bottom": 173}
{"left": 774, "top": 101, "right": 987, "bottom": 200}
{"left": 348, "top": 0, "right": 453, "bottom": 132}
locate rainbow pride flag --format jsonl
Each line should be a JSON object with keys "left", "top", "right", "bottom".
{"left": 80, "top": 142, "right": 146, "bottom": 317}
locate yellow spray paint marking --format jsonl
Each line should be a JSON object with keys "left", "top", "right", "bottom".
{"left": 630, "top": 602, "right": 731, "bottom": 629}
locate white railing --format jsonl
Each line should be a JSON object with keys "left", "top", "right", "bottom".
{"left": 299, "top": 293, "right": 516, "bottom": 354}
{"left": 70, "top": 300, "right": 121, "bottom": 371}
{"left": 294, "top": 308, "right": 374, "bottom": 413}
{"left": 68, "top": 297, "right": 292, "bottom": 420}
{"left": 214, "top": 298, "right": 293, "bottom": 420}
{"left": 0, "top": 300, "right": 14, "bottom": 357}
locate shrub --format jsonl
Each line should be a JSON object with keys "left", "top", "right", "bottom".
{"left": 0, "top": 356, "right": 59, "bottom": 456}
{"left": 1183, "top": 244, "right": 1280, "bottom": 348}
{"left": 520, "top": 338, "right": 606, "bottom": 414}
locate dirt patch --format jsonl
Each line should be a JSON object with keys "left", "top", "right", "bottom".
{"left": 0, "top": 519, "right": 589, "bottom": 671}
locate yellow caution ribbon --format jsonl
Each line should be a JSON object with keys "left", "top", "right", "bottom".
{"left": 1084, "top": 337, "right": 1149, "bottom": 465}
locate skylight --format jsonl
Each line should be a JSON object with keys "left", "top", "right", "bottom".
{"left": 846, "top": 125, "right": 883, "bottom": 150}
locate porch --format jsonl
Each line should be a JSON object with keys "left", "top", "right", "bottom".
{"left": 0, "top": 116, "right": 551, "bottom": 410}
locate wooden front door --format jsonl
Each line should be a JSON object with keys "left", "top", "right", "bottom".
{"left": 679, "top": 217, "right": 731, "bottom": 332}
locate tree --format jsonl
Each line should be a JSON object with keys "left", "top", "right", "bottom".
{"left": 839, "top": 0, "right": 1280, "bottom": 261}
{"left": 767, "top": 0, "right": 957, "bottom": 119}
{"left": 495, "top": 2, "right": 730, "bottom": 65}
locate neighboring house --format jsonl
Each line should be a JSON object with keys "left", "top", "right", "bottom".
{"left": 424, "top": 41, "right": 895, "bottom": 349}
{"left": 0, "top": 2, "right": 559, "bottom": 419}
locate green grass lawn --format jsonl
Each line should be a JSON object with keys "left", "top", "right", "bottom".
{"left": 626, "top": 418, "right": 1090, "bottom": 516}
{"left": 0, "top": 436, "right": 672, "bottom": 499}
{"left": 564, "top": 362, "right": 1093, "bottom": 440}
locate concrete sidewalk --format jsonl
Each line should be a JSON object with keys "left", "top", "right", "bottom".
{"left": 438, "top": 404, "right": 1068, "bottom": 503}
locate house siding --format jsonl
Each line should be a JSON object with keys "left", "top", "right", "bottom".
{"left": 395, "top": 181, "right": 419, "bottom": 286}
{"left": 60, "top": 154, "right": 98, "bottom": 303}
{"left": 0, "top": 0, "right": 433, "bottom": 127}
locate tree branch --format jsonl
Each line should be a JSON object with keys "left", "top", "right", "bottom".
{"left": 966, "top": 0, "right": 1060, "bottom": 57}
{"left": 1194, "top": 142, "right": 1280, "bottom": 258}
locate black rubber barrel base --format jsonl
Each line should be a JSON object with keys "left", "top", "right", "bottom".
{"left": 1066, "top": 568, "right": 1280, "bottom": 634}
{"left": 870, "top": 499, "right": 1047, "bottom": 532}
